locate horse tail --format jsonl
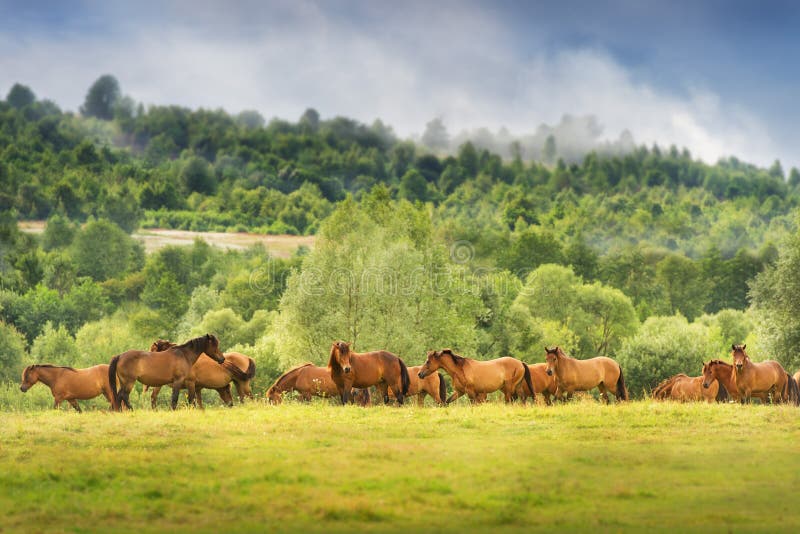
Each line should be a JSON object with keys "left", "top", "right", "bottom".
{"left": 787, "top": 374, "right": 800, "bottom": 406}
{"left": 715, "top": 382, "right": 728, "bottom": 403}
{"left": 108, "top": 355, "right": 120, "bottom": 411}
{"left": 398, "top": 358, "right": 410, "bottom": 396}
{"left": 222, "top": 359, "right": 251, "bottom": 382}
{"left": 245, "top": 358, "right": 256, "bottom": 379}
{"left": 616, "top": 365, "right": 629, "bottom": 401}
{"left": 522, "top": 363, "right": 535, "bottom": 402}
{"left": 437, "top": 372, "right": 447, "bottom": 405}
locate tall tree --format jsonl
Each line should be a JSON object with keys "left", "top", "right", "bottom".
{"left": 80, "top": 74, "right": 121, "bottom": 120}
{"left": 6, "top": 83, "right": 35, "bottom": 108}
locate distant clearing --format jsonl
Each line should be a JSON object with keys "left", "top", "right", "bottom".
{"left": 18, "top": 221, "right": 314, "bottom": 258}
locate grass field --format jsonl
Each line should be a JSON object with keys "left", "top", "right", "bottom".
{"left": 1, "top": 401, "right": 799, "bottom": 533}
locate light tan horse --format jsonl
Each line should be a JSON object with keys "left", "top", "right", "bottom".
{"left": 328, "top": 341, "right": 410, "bottom": 405}
{"left": 516, "top": 363, "right": 557, "bottom": 405}
{"left": 544, "top": 347, "right": 628, "bottom": 403}
{"left": 418, "top": 349, "right": 533, "bottom": 404}
{"left": 652, "top": 373, "right": 725, "bottom": 403}
{"left": 266, "top": 363, "right": 370, "bottom": 405}
{"left": 145, "top": 340, "right": 256, "bottom": 408}
{"left": 730, "top": 344, "right": 789, "bottom": 404}
{"left": 388, "top": 366, "right": 447, "bottom": 406}
{"left": 109, "top": 334, "right": 225, "bottom": 411}
{"left": 20, "top": 364, "right": 113, "bottom": 412}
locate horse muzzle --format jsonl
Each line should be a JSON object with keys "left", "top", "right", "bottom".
{"left": 546, "top": 369, "right": 553, "bottom": 376}
{"left": 703, "top": 382, "right": 710, "bottom": 389}
{"left": 735, "top": 364, "right": 743, "bottom": 372}
{"left": 343, "top": 367, "right": 351, "bottom": 374}
{"left": 418, "top": 371, "right": 426, "bottom": 379}
{"left": 19, "top": 385, "right": 28, "bottom": 392}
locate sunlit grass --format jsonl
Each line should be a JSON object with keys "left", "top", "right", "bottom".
{"left": 1, "top": 400, "right": 799, "bottom": 532}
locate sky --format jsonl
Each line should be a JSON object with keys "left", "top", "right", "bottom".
{"left": 1, "top": 0, "right": 799, "bottom": 169}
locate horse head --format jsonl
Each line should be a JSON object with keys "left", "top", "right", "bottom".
{"left": 203, "top": 334, "right": 225, "bottom": 363}
{"left": 266, "top": 386, "right": 283, "bottom": 405}
{"left": 731, "top": 344, "right": 748, "bottom": 373}
{"left": 419, "top": 350, "right": 445, "bottom": 378}
{"left": 329, "top": 341, "right": 352, "bottom": 374}
{"left": 544, "top": 346, "right": 561, "bottom": 376}
{"left": 701, "top": 361, "right": 715, "bottom": 389}
{"left": 19, "top": 365, "right": 38, "bottom": 392}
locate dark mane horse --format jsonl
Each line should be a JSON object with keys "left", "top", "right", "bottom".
{"left": 109, "top": 334, "right": 224, "bottom": 411}
{"left": 328, "top": 341, "right": 410, "bottom": 405}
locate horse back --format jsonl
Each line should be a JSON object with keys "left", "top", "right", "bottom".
{"left": 350, "top": 351, "right": 400, "bottom": 387}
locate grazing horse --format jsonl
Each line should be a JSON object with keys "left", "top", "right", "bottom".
{"left": 144, "top": 340, "right": 256, "bottom": 408}
{"left": 266, "top": 363, "right": 370, "bottom": 405}
{"left": 652, "top": 373, "right": 726, "bottom": 403}
{"left": 418, "top": 349, "right": 534, "bottom": 404}
{"left": 108, "top": 334, "right": 224, "bottom": 411}
{"left": 730, "top": 344, "right": 789, "bottom": 404}
{"left": 388, "top": 366, "right": 447, "bottom": 406}
{"left": 544, "top": 347, "right": 628, "bottom": 403}
{"left": 328, "top": 341, "right": 410, "bottom": 405}
{"left": 516, "top": 363, "right": 557, "bottom": 405}
{"left": 20, "top": 364, "right": 113, "bottom": 412}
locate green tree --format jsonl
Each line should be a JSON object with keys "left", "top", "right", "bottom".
{"left": 80, "top": 74, "right": 121, "bottom": 120}
{"left": 421, "top": 117, "right": 449, "bottom": 152}
{"left": 655, "top": 254, "right": 708, "bottom": 320}
{"left": 0, "top": 321, "right": 27, "bottom": 382}
{"left": 398, "top": 169, "right": 428, "bottom": 202}
{"left": 42, "top": 213, "right": 77, "bottom": 251}
{"left": 30, "top": 322, "right": 81, "bottom": 366}
{"left": 6, "top": 83, "right": 35, "bottom": 108}
{"left": 70, "top": 219, "right": 143, "bottom": 281}
{"left": 180, "top": 156, "right": 217, "bottom": 194}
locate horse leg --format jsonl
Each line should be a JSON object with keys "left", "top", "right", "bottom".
{"left": 544, "top": 392, "right": 552, "bottom": 406}
{"left": 233, "top": 381, "right": 245, "bottom": 403}
{"left": 195, "top": 386, "right": 205, "bottom": 409}
{"left": 597, "top": 383, "right": 610, "bottom": 404}
{"left": 170, "top": 380, "right": 185, "bottom": 410}
{"left": 417, "top": 392, "right": 426, "bottom": 408}
{"left": 150, "top": 386, "right": 160, "bottom": 409}
{"left": 186, "top": 380, "right": 198, "bottom": 409}
{"left": 53, "top": 397, "right": 62, "bottom": 410}
{"left": 446, "top": 389, "right": 463, "bottom": 404}
{"left": 377, "top": 383, "right": 390, "bottom": 405}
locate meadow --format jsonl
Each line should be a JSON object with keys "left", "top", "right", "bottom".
{"left": 1, "top": 400, "right": 798, "bottom": 533}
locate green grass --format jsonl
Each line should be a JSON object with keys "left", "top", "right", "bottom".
{"left": 1, "top": 400, "right": 799, "bottom": 533}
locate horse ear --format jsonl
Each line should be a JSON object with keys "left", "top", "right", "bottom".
{"left": 731, "top": 344, "right": 736, "bottom": 351}
{"left": 742, "top": 344, "right": 746, "bottom": 350}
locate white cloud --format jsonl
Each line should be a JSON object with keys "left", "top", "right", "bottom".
{"left": 0, "top": 2, "right": 788, "bottom": 168}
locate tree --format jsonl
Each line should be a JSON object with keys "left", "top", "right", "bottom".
{"left": 299, "top": 108, "right": 320, "bottom": 133}
{"left": 42, "top": 213, "right": 77, "bottom": 251}
{"left": 398, "top": 169, "right": 428, "bottom": 202}
{"left": 655, "top": 254, "right": 708, "bottom": 320}
{"left": 750, "top": 230, "right": 800, "bottom": 370}
{"left": 180, "top": 156, "right": 217, "bottom": 194}
{"left": 421, "top": 117, "right": 450, "bottom": 152}
{"left": 30, "top": 322, "right": 80, "bottom": 367}
{"left": 80, "top": 75, "right": 121, "bottom": 120}
{"left": 70, "top": 219, "right": 143, "bottom": 281}
{"left": 6, "top": 83, "right": 35, "bottom": 108}
{"left": 542, "top": 135, "right": 557, "bottom": 166}
{"left": 0, "top": 321, "right": 27, "bottom": 382}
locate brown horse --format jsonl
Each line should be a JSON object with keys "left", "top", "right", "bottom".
{"left": 145, "top": 340, "right": 256, "bottom": 408}
{"left": 418, "top": 349, "right": 534, "bottom": 404}
{"left": 652, "top": 373, "right": 726, "bottom": 403}
{"left": 544, "top": 347, "right": 628, "bottom": 403}
{"left": 388, "top": 366, "right": 447, "bottom": 406}
{"left": 700, "top": 360, "right": 767, "bottom": 404}
{"left": 730, "top": 344, "right": 790, "bottom": 404}
{"left": 266, "top": 363, "right": 370, "bottom": 405}
{"left": 20, "top": 364, "right": 113, "bottom": 412}
{"left": 516, "top": 363, "right": 557, "bottom": 405}
{"left": 108, "top": 334, "right": 224, "bottom": 411}
{"left": 328, "top": 341, "right": 410, "bottom": 405}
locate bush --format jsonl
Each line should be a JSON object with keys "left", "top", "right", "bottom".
{"left": 616, "top": 315, "right": 715, "bottom": 397}
{"left": 0, "top": 321, "right": 27, "bottom": 382}
{"left": 30, "top": 322, "right": 80, "bottom": 366}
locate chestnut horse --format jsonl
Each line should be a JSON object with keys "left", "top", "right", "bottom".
{"left": 108, "top": 334, "right": 224, "bottom": 411}
{"left": 20, "top": 364, "right": 113, "bottom": 412}
{"left": 328, "top": 341, "right": 410, "bottom": 405}
{"left": 145, "top": 340, "right": 256, "bottom": 408}
{"left": 700, "top": 360, "right": 767, "bottom": 404}
{"left": 652, "top": 373, "right": 726, "bottom": 403}
{"left": 544, "top": 347, "right": 628, "bottom": 403}
{"left": 516, "top": 363, "right": 557, "bottom": 405}
{"left": 388, "top": 366, "right": 447, "bottom": 406}
{"left": 418, "top": 349, "right": 534, "bottom": 404}
{"left": 266, "top": 363, "right": 370, "bottom": 405}
{"left": 730, "top": 344, "right": 790, "bottom": 404}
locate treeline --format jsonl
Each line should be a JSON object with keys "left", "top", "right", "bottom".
{"left": 2, "top": 77, "right": 800, "bottom": 400}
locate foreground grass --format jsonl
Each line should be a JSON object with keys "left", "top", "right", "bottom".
{"left": 0, "top": 401, "right": 798, "bottom": 533}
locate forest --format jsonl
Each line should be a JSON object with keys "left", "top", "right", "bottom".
{"left": 2, "top": 75, "right": 800, "bottom": 402}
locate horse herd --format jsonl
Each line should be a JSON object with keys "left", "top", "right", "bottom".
{"left": 17, "top": 336, "right": 800, "bottom": 412}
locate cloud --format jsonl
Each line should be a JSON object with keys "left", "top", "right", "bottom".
{"left": 0, "top": 1, "right": 788, "bottom": 168}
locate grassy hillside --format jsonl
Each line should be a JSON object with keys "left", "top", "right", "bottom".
{"left": 1, "top": 401, "right": 798, "bottom": 532}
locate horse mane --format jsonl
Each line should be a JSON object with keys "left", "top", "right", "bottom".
{"left": 151, "top": 339, "right": 177, "bottom": 351}
{"left": 709, "top": 359, "right": 732, "bottom": 367}
{"left": 176, "top": 335, "right": 213, "bottom": 353}
{"left": 441, "top": 349, "right": 467, "bottom": 367}
{"left": 267, "top": 363, "right": 314, "bottom": 394}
